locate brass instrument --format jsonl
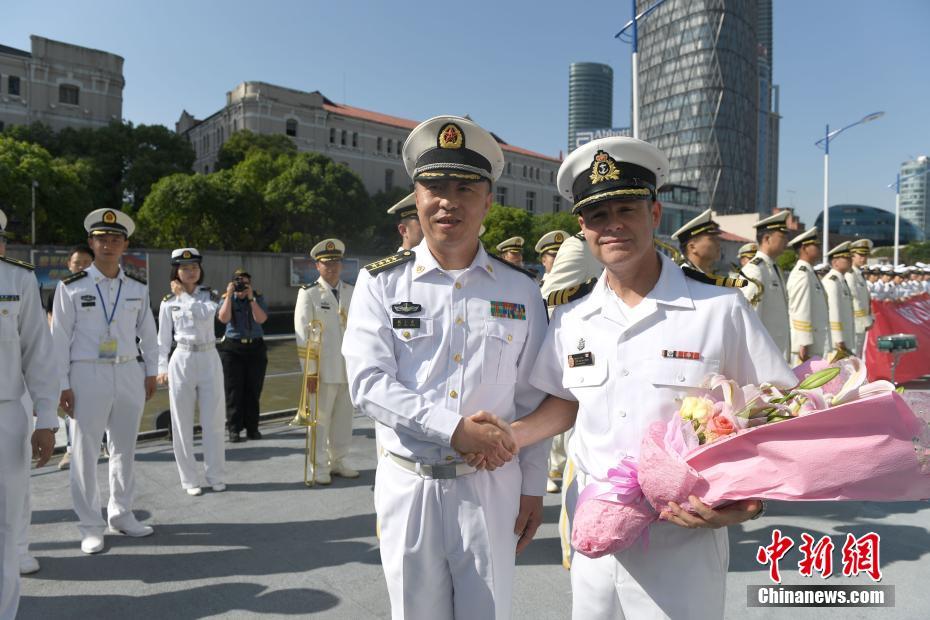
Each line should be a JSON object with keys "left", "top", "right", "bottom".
{"left": 653, "top": 238, "right": 685, "bottom": 265}
{"left": 292, "top": 320, "right": 323, "bottom": 486}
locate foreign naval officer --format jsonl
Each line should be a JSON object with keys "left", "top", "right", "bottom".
{"left": 822, "top": 241, "right": 856, "bottom": 356}
{"left": 785, "top": 227, "right": 831, "bottom": 364}
{"left": 737, "top": 242, "right": 757, "bottom": 267}
{"left": 387, "top": 191, "right": 423, "bottom": 251}
{"left": 491, "top": 136, "right": 795, "bottom": 619}
{"left": 847, "top": 239, "right": 874, "bottom": 356}
{"left": 671, "top": 208, "right": 722, "bottom": 274}
{"left": 51, "top": 208, "right": 157, "bottom": 554}
{"left": 496, "top": 236, "right": 525, "bottom": 268}
{"left": 294, "top": 238, "right": 358, "bottom": 484}
{"left": 0, "top": 212, "right": 58, "bottom": 619}
{"left": 342, "top": 115, "right": 549, "bottom": 620}
{"left": 740, "top": 211, "right": 791, "bottom": 361}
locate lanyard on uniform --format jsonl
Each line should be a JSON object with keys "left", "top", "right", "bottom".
{"left": 95, "top": 280, "right": 123, "bottom": 332}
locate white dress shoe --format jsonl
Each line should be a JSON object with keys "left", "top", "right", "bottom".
{"left": 108, "top": 519, "right": 154, "bottom": 538}
{"left": 81, "top": 534, "right": 105, "bottom": 554}
{"left": 19, "top": 554, "right": 40, "bottom": 575}
{"left": 211, "top": 483, "right": 227, "bottom": 492}
{"left": 314, "top": 471, "right": 332, "bottom": 485}
{"left": 186, "top": 487, "right": 203, "bottom": 496}
{"left": 331, "top": 463, "right": 359, "bottom": 478}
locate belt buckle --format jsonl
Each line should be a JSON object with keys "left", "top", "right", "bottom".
{"left": 241, "top": 338, "right": 251, "bottom": 344}
{"left": 429, "top": 464, "right": 457, "bottom": 479}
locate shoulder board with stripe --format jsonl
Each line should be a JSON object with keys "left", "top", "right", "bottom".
{"left": 750, "top": 256, "right": 763, "bottom": 266}
{"left": 829, "top": 274, "right": 838, "bottom": 281}
{"left": 299, "top": 283, "right": 312, "bottom": 290}
{"left": 162, "top": 293, "right": 175, "bottom": 302}
{"left": 547, "top": 277, "right": 598, "bottom": 307}
{"left": 573, "top": 231, "right": 585, "bottom": 240}
{"left": 489, "top": 254, "right": 536, "bottom": 279}
{"left": 62, "top": 270, "right": 88, "bottom": 285}
{"left": 0, "top": 255, "right": 35, "bottom": 270}
{"left": 365, "top": 250, "right": 415, "bottom": 276}
{"left": 126, "top": 272, "right": 147, "bottom": 285}
{"left": 799, "top": 265, "right": 808, "bottom": 272}
{"left": 198, "top": 286, "right": 219, "bottom": 301}
{"left": 681, "top": 265, "right": 747, "bottom": 288}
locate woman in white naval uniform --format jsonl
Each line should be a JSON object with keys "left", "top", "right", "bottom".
{"left": 156, "top": 248, "right": 226, "bottom": 496}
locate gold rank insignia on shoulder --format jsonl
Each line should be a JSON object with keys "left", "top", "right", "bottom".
{"left": 162, "top": 293, "right": 174, "bottom": 302}
{"left": 365, "top": 250, "right": 415, "bottom": 276}
{"left": 750, "top": 256, "right": 763, "bottom": 266}
{"left": 681, "top": 265, "right": 747, "bottom": 288}
{"left": 0, "top": 256, "right": 35, "bottom": 270}
{"left": 547, "top": 277, "right": 598, "bottom": 307}
{"left": 62, "top": 270, "right": 88, "bottom": 285}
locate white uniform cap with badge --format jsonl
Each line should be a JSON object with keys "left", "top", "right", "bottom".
{"left": 311, "top": 238, "right": 345, "bottom": 262}
{"left": 496, "top": 236, "right": 524, "bottom": 254}
{"left": 893, "top": 265, "right": 907, "bottom": 275}
{"left": 826, "top": 241, "right": 853, "bottom": 259}
{"left": 671, "top": 208, "right": 721, "bottom": 244}
{"left": 84, "top": 208, "right": 135, "bottom": 237}
{"left": 753, "top": 210, "right": 790, "bottom": 233}
{"left": 557, "top": 136, "right": 669, "bottom": 214}
{"left": 171, "top": 247, "right": 203, "bottom": 265}
{"left": 387, "top": 192, "right": 418, "bottom": 220}
{"left": 534, "top": 230, "right": 570, "bottom": 256}
{"left": 850, "top": 239, "right": 873, "bottom": 255}
{"left": 402, "top": 115, "right": 504, "bottom": 183}
{"left": 815, "top": 263, "right": 829, "bottom": 273}
{"left": 738, "top": 242, "right": 758, "bottom": 258}
{"left": 787, "top": 226, "right": 820, "bottom": 248}
{"left": 881, "top": 265, "right": 893, "bottom": 274}
{"left": 0, "top": 208, "right": 6, "bottom": 238}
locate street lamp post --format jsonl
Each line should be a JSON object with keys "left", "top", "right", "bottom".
{"left": 615, "top": 0, "right": 667, "bottom": 139}
{"left": 888, "top": 167, "right": 930, "bottom": 266}
{"left": 31, "top": 180, "right": 38, "bottom": 247}
{"left": 814, "top": 111, "right": 885, "bottom": 263}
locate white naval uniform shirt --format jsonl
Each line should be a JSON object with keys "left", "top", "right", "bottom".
{"left": 0, "top": 259, "right": 59, "bottom": 429}
{"left": 51, "top": 264, "right": 158, "bottom": 389}
{"left": 343, "top": 240, "right": 550, "bottom": 495}
{"left": 786, "top": 259, "right": 831, "bottom": 357}
{"left": 157, "top": 286, "right": 220, "bottom": 374}
{"left": 530, "top": 254, "right": 796, "bottom": 481}
{"left": 822, "top": 269, "right": 856, "bottom": 350}
{"left": 294, "top": 278, "right": 353, "bottom": 384}
{"left": 740, "top": 251, "right": 791, "bottom": 360}
{"left": 845, "top": 266, "right": 873, "bottom": 333}
{"left": 539, "top": 233, "right": 603, "bottom": 300}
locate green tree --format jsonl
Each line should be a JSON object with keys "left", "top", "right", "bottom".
{"left": 122, "top": 124, "right": 196, "bottom": 212}
{"left": 903, "top": 241, "right": 930, "bottom": 264}
{"left": 776, "top": 248, "right": 797, "bottom": 272}
{"left": 216, "top": 130, "right": 297, "bottom": 171}
{"left": 480, "top": 204, "right": 534, "bottom": 259}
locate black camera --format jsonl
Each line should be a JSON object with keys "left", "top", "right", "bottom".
{"left": 233, "top": 276, "right": 248, "bottom": 293}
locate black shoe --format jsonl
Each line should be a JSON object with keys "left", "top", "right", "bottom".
{"left": 246, "top": 430, "right": 263, "bottom": 440}
{"left": 229, "top": 431, "right": 242, "bottom": 443}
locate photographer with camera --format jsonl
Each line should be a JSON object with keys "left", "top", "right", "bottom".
{"left": 217, "top": 268, "right": 268, "bottom": 443}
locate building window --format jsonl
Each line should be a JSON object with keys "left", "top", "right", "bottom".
{"left": 535, "top": 168, "right": 540, "bottom": 181}
{"left": 0, "top": 121, "right": 4, "bottom": 132}
{"left": 59, "top": 84, "right": 79, "bottom": 105}
{"left": 340, "top": 130, "right": 346, "bottom": 146}
{"left": 385, "top": 169, "right": 394, "bottom": 191}
{"left": 523, "top": 165, "right": 527, "bottom": 178}
{"left": 506, "top": 162, "right": 511, "bottom": 176}
{"left": 387, "top": 139, "right": 393, "bottom": 154}
{"left": 377, "top": 136, "right": 383, "bottom": 152}
{"left": 329, "top": 128, "right": 336, "bottom": 144}
{"left": 552, "top": 195, "right": 561, "bottom": 212}
{"left": 204, "top": 165, "right": 210, "bottom": 174}
{"left": 352, "top": 132, "right": 358, "bottom": 147}
{"left": 496, "top": 186, "right": 508, "bottom": 206}
{"left": 8, "top": 76, "right": 20, "bottom": 96}
{"left": 550, "top": 170, "right": 554, "bottom": 183}
{"left": 526, "top": 191, "right": 536, "bottom": 213}
{"left": 233, "top": 119, "right": 238, "bottom": 131}
{"left": 286, "top": 119, "right": 298, "bottom": 137}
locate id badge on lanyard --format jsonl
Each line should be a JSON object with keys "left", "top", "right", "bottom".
{"left": 96, "top": 280, "right": 123, "bottom": 360}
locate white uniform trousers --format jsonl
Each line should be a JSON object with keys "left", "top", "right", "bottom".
{"left": 570, "top": 474, "right": 728, "bottom": 620}
{"left": 375, "top": 456, "right": 521, "bottom": 620}
{"left": 314, "top": 382, "right": 353, "bottom": 474}
{"left": 0, "top": 400, "right": 29, "bottom": 620}
{"left": 69, "top": 361, "right": 145, "bottom": 537}
{"left": 16, "top": 393, "right": 33, "bottom": 560}
{"left": 854, "top": 331, "right": 867, "bottom": 358}
{"left": 549, "top": 431, "right": 568, "bottom": 478}
{"left": 168, "top": 348, "right": 226, "bottom": 488}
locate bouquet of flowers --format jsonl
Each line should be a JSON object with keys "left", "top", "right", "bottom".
{"left": 571, "top": 357, "right": 930, "bottom": 559}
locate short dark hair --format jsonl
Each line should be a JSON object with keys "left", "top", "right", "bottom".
{"left": 170, "top": 262, "right": 204, "bottom": 285}
{"left": 755, "top": 229, "right": 769, "bottom": 244}
{"left": 69, "top": 244, "right": 94, "bottom": 260}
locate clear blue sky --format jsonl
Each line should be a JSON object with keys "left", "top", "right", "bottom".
{"left": 3, "top": 0, "right": 929, "bottom": 227}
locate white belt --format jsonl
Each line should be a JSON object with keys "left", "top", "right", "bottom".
{"left": 387, "top": 452, "right": 476, "bottom": 480}
{"left": 74, "top": 356, "right": 138, "bottom": 365}
{"left": 176, "top": 342, "right": 216, "bottom": 352}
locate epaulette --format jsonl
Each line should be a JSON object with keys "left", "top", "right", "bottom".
{"left": 198, "top": 286, "right": 219, "bottom": 301}
{"left": 573, "top": 231, "right": 585, "bottom": 240}
{"left": 547, "top": 278, "right": 598, "bottom": 306}
{"left": 682, "top": 265, "right": 747, "bottom": 288}
{"left": 750, "top": 257, "right": 763, "bottom": 266}
{"left": 365, "top": 250, "right": 415, "bottom": 275}
{"left": 0, "top": 255, "right": 35, "bottom": 270}
{"left": 299, "top": 283, "right": 312, "bottom": 290}
{"left": 62, "top": 270, "right": 88, "bottom": 285}
{"left": 126, "top": 272, "right": 147, "bottom": 285}
{"left": 829, "top": 274, "right": 838, "bottom": 281}
{"left": 162, "top": 293, "right": 175, "bottom": 302}
{"left": 799, "top": 265, "right": 808, "bottom": 272}
{"left": 489, "top": 254, "right": 537, "bottom": 279}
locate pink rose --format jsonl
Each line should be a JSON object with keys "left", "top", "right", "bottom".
{"left": 705, "top": 412, "right": 736, "bottom": 442}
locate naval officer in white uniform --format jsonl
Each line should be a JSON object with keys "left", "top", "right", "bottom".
{"left": 786, "top": 227, "right": 831, "bottom": 364}
{"left": 740, "top": 211, "right": 791, "bottom": 361}
{"left": 822, "top": 241, "right": 856, "bottom": 356}
{"left": 846, "top": 239, "right": 874, "bottom": 356}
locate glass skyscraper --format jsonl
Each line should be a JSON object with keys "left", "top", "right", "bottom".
{"left": 637, "top": 0, "right": 775, "bottom": 214}
{"left": 567, "top": 62, "right": 613, "bottom": 153}
{"left": 900, "top": 156, "right": 929, "bottom": 238}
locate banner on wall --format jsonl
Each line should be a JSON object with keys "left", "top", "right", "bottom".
{"left": 864, "top": 293, "right": 930, "bottom": 384}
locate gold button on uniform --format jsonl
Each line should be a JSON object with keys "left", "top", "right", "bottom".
{"left": 449, "top": 390, "right": 458, "bottom": 399}
{"left": 455, "top": 317, "right": 464, "bottom": 325}
{"left": 453, "top": 353, "right": 462, "bottom": 363}
{"left": 402, "top": 331, "right": 411, "bottom": 338}
{"left": 486, "top": 265, "right": 493, "bottom": 272}
{"left": 415, "top": 265, "right": 425, "bottom": 273}
{"left": 506, "top": 334, "right": 513, "bottom": 342}
{"left": 445, "top": 456, "right": 454, "bottom": 462}
{"left": 454, "top": 282, "right": 462, "bottom": 290}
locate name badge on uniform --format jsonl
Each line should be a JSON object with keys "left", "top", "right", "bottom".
{"left": 98, "top": 337, "right": 118, "bottom": 360}
{"left": 80, "top": 294, "right": 96, "bottom": 307}
{"left": 393, "top": 317, "right": 420, "bottom": 329}
{"left": 321, "top": 302, "right": 332, "bottom": 310}
{"left": 490, "top": 301, "right": 526, "bottom": 320}
{"left": 170, "top": 306, "right": 181, "bottom": 311}
{"left": 568, "top": 352, "right": 594, "bottom": 367}
{"left": 0, "top": 294, "right": 20, "bottom": 302}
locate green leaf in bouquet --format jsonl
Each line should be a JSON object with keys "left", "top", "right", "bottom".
{"left": 896, "top": 386, "right": 905, "bottom": 394}
{"left": 796, "top": 367, "right": 842, "bottom": 391}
